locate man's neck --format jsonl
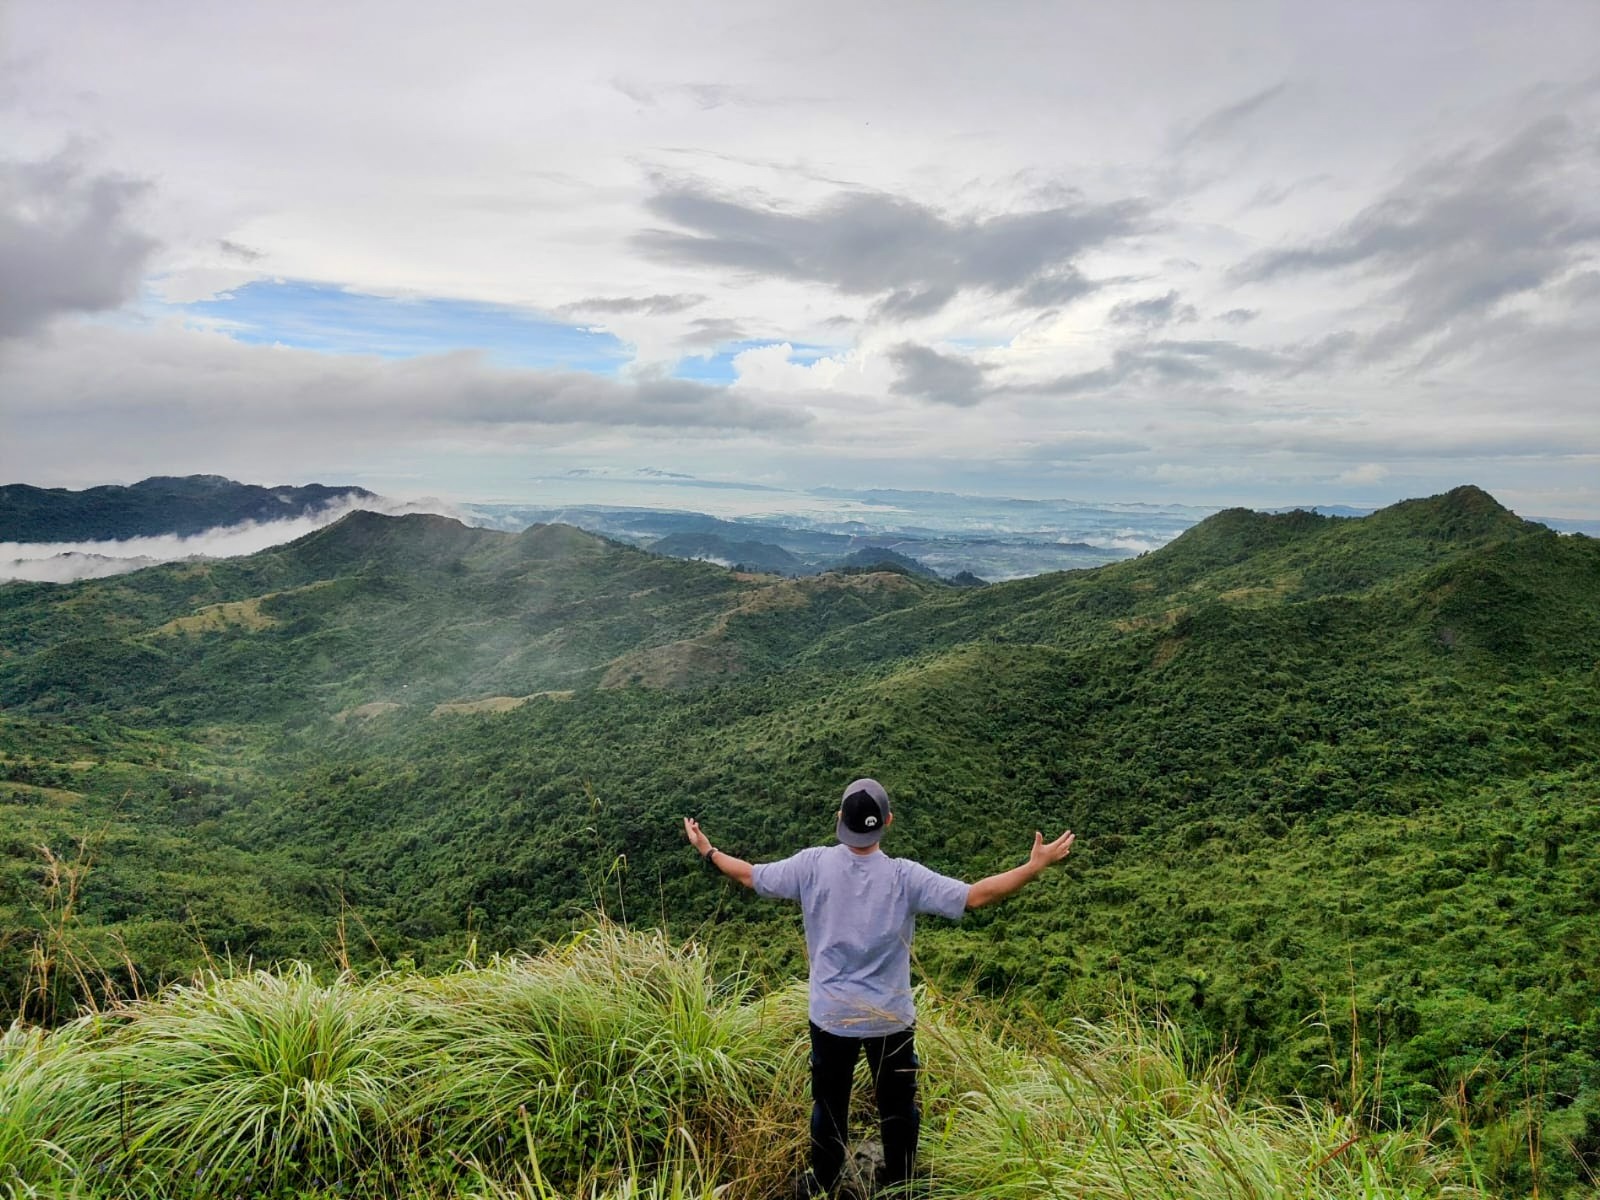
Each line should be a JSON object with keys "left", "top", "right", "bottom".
{"left": 846, "top": 843, "right": 881, "bottom": 857}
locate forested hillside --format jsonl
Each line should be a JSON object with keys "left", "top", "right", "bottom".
{"left": 2, "top": 484, "right": 1596, "bottom": 1194}
{"left": 0, "top": 474, "right": 375, "bottom": 541}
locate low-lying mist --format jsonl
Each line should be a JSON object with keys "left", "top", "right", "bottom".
{"left": 0, "top": 495, "right": 464, "bottom": 584}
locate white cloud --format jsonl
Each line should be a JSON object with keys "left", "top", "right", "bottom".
{"left": 1337, "top": 463, "right": 1389, "bottom": 485}
{"left": 0, "top": 494, "right": 460, "bottom": 583}
{"left": 0, "top": 319, "right": 810, "bottom": 485}
{"left": 729, "top": 342, "right": 870, "bottom": 393}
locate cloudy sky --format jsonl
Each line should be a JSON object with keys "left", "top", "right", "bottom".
{"left": 3, "top": 0, "right": 1598, "bottom": 514}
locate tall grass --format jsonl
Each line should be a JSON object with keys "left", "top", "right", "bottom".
{"left": 73, "top": 963, "right": 403, "bottom": 1194}
{"left": 0, "top": 1022, "right": 81, "bottom": 1196}
{"left": 913, "top": 1007, "right": 1476, "bottom": 1199}
{"left": 397, "top": 927, "right": 806, "bottom": 1193}
{"left": 0, "top": 924, "right": 1483, "bottom": 1199}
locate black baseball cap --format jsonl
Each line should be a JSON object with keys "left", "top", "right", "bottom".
{"left": 837, "top": 778, "right": 891, "bottom": 847}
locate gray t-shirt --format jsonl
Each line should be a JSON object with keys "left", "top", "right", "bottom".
{"left": 751, "top": 843, "right": 969, "bottom": 1036}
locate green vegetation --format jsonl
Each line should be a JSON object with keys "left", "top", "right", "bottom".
{"left": 0, "top": 475, "right": 373, "bottom": 542}
{"left": 0, "top": 925, "right": 1484, "bottom": 1199}
{"left": 1, "top": 484, "right": 1597, "bottom": 1195}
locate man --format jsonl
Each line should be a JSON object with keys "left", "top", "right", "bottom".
{"left": 682, "top": 777, "right": 1075, "bottom": 1197}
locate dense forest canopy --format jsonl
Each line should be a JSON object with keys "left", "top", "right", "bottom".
{"left": 2, "top": 483, "right": 1596, "bottom": 1193}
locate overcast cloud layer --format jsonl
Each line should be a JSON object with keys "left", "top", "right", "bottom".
{"left": 2, "top": 0, "right": 1597, "bottom": 515}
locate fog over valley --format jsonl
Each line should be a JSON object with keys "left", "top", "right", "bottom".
{"left": 1, "top": 474, "right": 1213, "bottom": 583}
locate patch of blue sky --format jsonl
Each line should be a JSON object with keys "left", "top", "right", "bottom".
{"left": 179, "top": 280, "right": 632, "bottom": 373}
{"left": 673, "top": 340, "right": 835, "bottom": 384}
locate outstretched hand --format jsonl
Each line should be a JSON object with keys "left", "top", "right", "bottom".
{"left": 682, "top": 817, "right": 712, "bottom": 855}
{"left": 1028, "top": 829, "right": 1075, "bottom": 871}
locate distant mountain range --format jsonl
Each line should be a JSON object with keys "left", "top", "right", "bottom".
{"left": 1, "top": 476, "right": 1163, "bottom": 582}
{"left": 0, "top": 475, "right": 374, "bottom": 541}
{"left": 5, "top": 482, "right": 1591, "bottom": 744}
{"left": 8, "top": 475, "right": 1596, "bottom": 590}
{"left": 462, "top": 502, "right": 1149, "bottom": 580}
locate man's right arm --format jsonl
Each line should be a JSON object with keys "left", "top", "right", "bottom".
{"left": 965, "top": 830, "right": 1075, "bottom": 909}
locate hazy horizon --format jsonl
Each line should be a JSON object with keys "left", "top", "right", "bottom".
{"left": 8, "top": 470, "right": 1598, "bottom": 587}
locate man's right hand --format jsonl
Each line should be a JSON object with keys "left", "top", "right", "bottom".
{"left": 681, "top": 818, "right": 756, "bottom": 889}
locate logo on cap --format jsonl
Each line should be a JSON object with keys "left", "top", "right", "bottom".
{"left": 864, "top": 815, "right": 878, "bottom": 828}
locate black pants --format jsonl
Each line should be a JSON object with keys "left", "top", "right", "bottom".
{"left": 808, "top": 1022, "right": 920, "bottom": 1193}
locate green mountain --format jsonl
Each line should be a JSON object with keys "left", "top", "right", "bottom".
{"left": 832, "top": 545, "right": 943, "bottom": 579}
{"left": 0, "top": 513, "right": 944, "bottom": 719}
{"left": 2, "top": 484, "right": 1597, "bottom": 1194}
{"left": 648, "top": 530, "right": 810, "bottom": 574}
{"left": 0, "top": 474, "right": 376, "bottom": 541}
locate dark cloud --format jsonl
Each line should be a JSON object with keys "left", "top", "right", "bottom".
{"left": 218, "top": 239, "right": 263, "bottom": 263}
{"left": 1243, "top": 174, "right": 1332, "bottom": 211}
{"left": 1235, "top": 115, "right": 1600, "bottom": 358}
{"left": 680, "top": 317, "right": 747, "bottom": 347}
{"left": 1021, "top": 338, "right": 1284, "bottom": 395}
{"left": 1015, "top": 270, "right": 1098, "bottom": 309}
{"left": 1174, "top": 83, "right": 1289, "bottom": 151}
{"left": 636, "top": 182, "right": 1147, "bottom": 317}
{"left": 888, "top": 343, "right": 990, "bottom": 407}
{"left": 559, "top": 293, "right": 706, "bottom": 316}
{"left": 1217, "top": 307, "right": 1259, "bottom": 325}
{"left": 4, "top": 323, "right": 811, "bottom": 439}
{"left": 612, "top": 79, "right": 767, "bottom": 110}
{"left": 1282, "top": 330, "right": 1361, "bottom": 377}
{"left": 1107, "top": 290, "right": 1198, "bottom": 328}
{"left": 1560, "top": 270, "right": 1600, "bottom": 304}
{"left": 0, "top": 152, "right": 158, "bottom": 339}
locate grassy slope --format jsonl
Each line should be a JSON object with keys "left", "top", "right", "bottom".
{"left": 0, "top": 926, "right": 1484, "bottom": 1200}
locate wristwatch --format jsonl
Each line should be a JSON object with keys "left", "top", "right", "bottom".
{"left": 702, "top": 846, "right": 718, "bottom": 871}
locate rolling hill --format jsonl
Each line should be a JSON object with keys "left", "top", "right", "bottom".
{"left": 0, "top": 512, "right": 943, "bottom": 719}
{"left": 1, "top": 484, "right": 1596, "bottom": 1193}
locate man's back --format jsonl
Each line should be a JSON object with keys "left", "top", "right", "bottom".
{"left": 752, "top": 843, "right": 968, "bottom": 1035}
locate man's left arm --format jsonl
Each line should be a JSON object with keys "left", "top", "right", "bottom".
{"left": 965, "top": 830, "right": 1075, "bottom": 909}
{"left": 682, "top": 817, "right": 755, "bottom": 888}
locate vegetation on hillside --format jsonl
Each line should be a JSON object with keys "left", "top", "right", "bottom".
{"left": 0, "top": 926, "right": 1486, "bottom": 1199}
{"left": 0, "top": 475, "right": 374, "bottom": 542}
{"left": 1, "top": 485, "right": 1596, "bottom": 1195}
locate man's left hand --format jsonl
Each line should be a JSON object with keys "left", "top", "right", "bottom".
{"left": 1027, "top": 829, "right": 1075, "bottom": 872}
{"left": 683, "top": 817, "right": 712, "bottom": 855}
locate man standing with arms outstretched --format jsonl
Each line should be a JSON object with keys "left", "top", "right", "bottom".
{"left": 683, "top": 777, "right": 1075, "bottom": 1197}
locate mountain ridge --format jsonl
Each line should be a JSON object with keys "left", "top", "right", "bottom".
{"left": 1, "top": 474, "right": 377, "bottom": 542}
